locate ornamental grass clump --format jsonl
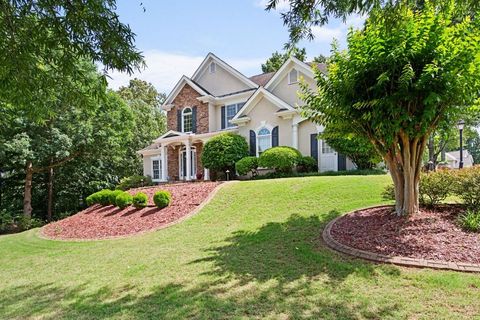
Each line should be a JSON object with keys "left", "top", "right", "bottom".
{"left": 132, "top": 192, "right": 148, "bottom": 209}
{"left": 115, "top": 192, "right": 133, "bottom": 209}
{"left": 153, "top": 190, "right": 171, "bottom": 209}
{"left": 458, "top": 210, "right": 480, "bottom": 232}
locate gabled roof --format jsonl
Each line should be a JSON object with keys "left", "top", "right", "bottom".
{"left": 264, "top": 56, "right": 315, "bottom": 90}
{"left": 231, "top": 87, "right": 296, "bottom": 122}
{"left": 163, "top": 75, "right": 212, "bottom": 106}
{"left": 191, "top": 52, "right": 259, "bottom": 89}
{"left": 154, "top": 130, "right": 185, "bottom": 142}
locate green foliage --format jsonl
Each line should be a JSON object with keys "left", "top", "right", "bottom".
{"left": 235, "top": 157, "right": 258, "bottom": 176}
{"left": 0, "top": 210, "right": 16, "bottom": 233}
{"left": 381, "top": 184, "right": 396, "bottom": 201}
{"left": 320, "top": 125, "right": 380, "bottom": 169}
{"left": 115, "top": 192, "right": 133, "bottom": 209}
{"left": 297, "top": 156, "right": 318, "bottom": 173}
{"left": 16, "top": 216, "right": 44, "bottom": 231}
{"left": 453, "top": 167, "right": 480, "bottom": 210}
{"left": 153, "top": 191, "right": 171, "bottom": 209}
{"left": 258, "top": 146, "right": 302, "bottom": 173}
{"left": 457, "top": 209, "right": 480, "bottom": 232}
{"left": 261, "top": 47, "right": 307, "bottom": 72}
{"left": 419, "top": 171, "right": 455, "bottom": 207}
{"left": 116, "top": 175, "right": 154, "bottom": 191}
{"left": 132, "top": 192, "right": 149, "bottom": 209}
{"left": 201, "top": 133, "right": 249, "bottom": 174}
{"left": 108, "top": 190, "right": 124, "bottom": 206}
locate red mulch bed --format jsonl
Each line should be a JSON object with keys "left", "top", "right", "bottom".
{"left": 330, "top": 205, "right": 480, "bottom": 264}
{"left": 42, "top": 181, "right": 221, "bottom": 240}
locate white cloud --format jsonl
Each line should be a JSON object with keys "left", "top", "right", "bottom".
{"left": 311, "top": 14, "right": 366, "bottom": 46}
{"left": 255, "top": 0, "right": 290, "bottom": 12}
{"left": 106, "top": 51, "right": 264, "bottom": 93}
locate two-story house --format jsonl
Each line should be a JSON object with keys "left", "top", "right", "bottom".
{"left": 138, "top": 53, "right": 354, "bottom": 182}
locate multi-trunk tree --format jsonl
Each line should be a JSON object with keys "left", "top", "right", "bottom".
{"left": 301, "top": 2, "right": 480, "bottom": 215}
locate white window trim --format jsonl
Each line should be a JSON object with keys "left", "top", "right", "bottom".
{"left": 288, "top": 68, "right": 298, "bottom": 85}
{"left": 256, "top": 122, "right": 274, "bottom": 157}
{"left": 181, "top": 107, "right": 193, "bottom": 133}
{"left": 151, "top": 156, "right": 161, "bottom": 182}
{"left": 225, "top": 102, "right": 245, "bottom": 128}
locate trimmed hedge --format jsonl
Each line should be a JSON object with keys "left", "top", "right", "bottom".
{"left": 255, "top": 169, "right": 386, "bottom": 180}
{"left": 108, "top": 190, "right": 124, "bottom": 205}
{"left": 235, "top": 156, "right": 258, "bottom": 176}
{"left": 453, "top": 166, "right": 480, "bottom": 210}
{"left": 201, "top": 133, "right": 249, "bottom": 175}
{"left": 86, "top": 189, "right": 114, "bottom": 206}
{"left": 133, "top": 192, "right": 148, "bottom": 209}
{"left": 297, "top": 156, "right": 318, "bottom": 173}
{"left": 153, "top": 190, "right": 171, "bottom": 209}
{"left": 116, "top": 175, "right": 153, "bottom": 191}
{"left": 115, "top": 192, "right": 133, "bottom": 209}
{"left": 258, "top": 146, "right": 302, "bottom": 173}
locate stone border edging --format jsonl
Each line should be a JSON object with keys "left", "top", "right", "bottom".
{"left": 322, "top": 205, "right": 480, "bottom": 273}
{"left": 38, "top": 181, "right": 237, "bottom": 242}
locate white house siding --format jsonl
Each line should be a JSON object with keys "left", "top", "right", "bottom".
{"left": 297, "top": 121, "right": 318, "bottom": 156}
{"left": 270, "top": 71, "right": 316, "bottom": 107}
{"left": 196, "top": 63, "right": 250, "bottom": 96}
{"left": 237, "top": 97, "right": 292, "bottom": 147}
{"left": 142, "top": 154, "right": 159, "bottom": 177}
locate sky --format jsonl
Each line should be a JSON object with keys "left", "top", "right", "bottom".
{"left": 107, "top": 0, "right": 365, "bottom": 93}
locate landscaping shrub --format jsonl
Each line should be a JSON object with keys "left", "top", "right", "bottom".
{"left": 457, "top": 209, "right": 480, "bottom": 232}
{"left": 108, "top": 190, "right": 124, "bottom": 205}
{"left": 116, "top": 175, "right": 153, "bottom": 191}
{"left": 258, "top": 146, "right": 302, "bottom": 173}
{"left": 201, "top": 133, "right": 249, "bottom": 177}
{"left": 115, "top": 192, "right": 133, "bottom": 209}
{"left": 86, "top": 189, "right": 113, "bottom": 206}
{"left": 133, "top": 192, "right": 148, "bottom": 209}
{"left": 419, "top": 170, "right": 455, "bottom": 207}
{"left": 381, "top": 184, "right": 395, "bottom": 201}
{"left": 153, "top": 190, "right": 171, "bottom": 209}
{"left": 453, "top": 166, "right": 480, "bottom": 210}
{"left": 297, "top": 156, "right": 318, "bottom": 173}
{"left": 235, "top": 156, "right": 258, "bottom": 176}
{"left": 0, "top": 209, "right": 16, "bottom": 233}
{"left": 256, "top": 169, "right": 386, "bottom": 180}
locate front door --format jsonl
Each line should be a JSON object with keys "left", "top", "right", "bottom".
{"left": 180, "top": 149, "right": 196, "bottom": 179}
{"left": 320, "top": 140, "right": 337, "bottom": 172}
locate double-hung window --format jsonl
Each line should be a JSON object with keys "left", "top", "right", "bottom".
{"left": 182, "top": 107, "right": 193, "bottom": 132}
{"left": 257, "top": 127, "right": 272, "bottom": 155}
{"left": 225, "top": 102, "right": 245, "bottom": 128}
{"left": 152, "top": 158, "right": 161, "bottom": 181}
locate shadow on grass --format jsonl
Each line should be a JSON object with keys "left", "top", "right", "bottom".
{"left": 0, "top": 280, "right": 400, "bottom": 319}
{"left": 193, "top": 210, "right": 400, "bottom": 285}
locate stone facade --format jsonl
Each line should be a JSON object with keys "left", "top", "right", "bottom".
{"left": 167, "top": 84, "right": 209, "bottom": 134}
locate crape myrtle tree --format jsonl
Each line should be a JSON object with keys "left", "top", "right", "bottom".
{"left": 300, "top": 3, "right": 480, "bottom": 215}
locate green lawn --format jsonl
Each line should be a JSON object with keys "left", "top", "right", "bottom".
{"left": 0, "top": 176, "right": 479, "bottom": 319}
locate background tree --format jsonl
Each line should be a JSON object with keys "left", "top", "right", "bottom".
{"left": 261, "top": 47, "right": 307, "bottom": 72}
{"left": 265, "top": 0, "right": 480, "bottom": 47}
{"left": 313, "top": 54, "right": 328, "bottom": 64}
{"left": 301, "top": 3, "right": 480, "bottom": 215}
{"left": 320, "top": 124, "right": 380, "bottom": 169}
{"left": 118, "top": 79, "right": 167, "bottom": 174}
{"left": 0, "top": 0, "right": 143, "bottom": 121}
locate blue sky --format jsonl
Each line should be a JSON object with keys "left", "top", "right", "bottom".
{"left": 108, "top": 0, "right": 364, "bottom": 93}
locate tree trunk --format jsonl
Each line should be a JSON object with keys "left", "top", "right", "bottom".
{"left": 47, "top": 165, "right": 54, "bottom": 222}
{"left": 23, "top": 161, "right": 33, "bottom": 219}
{"left": 385, "top": 133, "right": 426, "bottom": 216}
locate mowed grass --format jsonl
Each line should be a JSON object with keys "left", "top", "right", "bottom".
{"left": 0, "top": 175, "right": 479, "bottom": 319}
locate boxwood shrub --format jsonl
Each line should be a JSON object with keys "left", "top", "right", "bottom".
{"left": 86, "top": 189, "right": 114, "bottom": 206}
{"left": 108, "top": 190, "right": 124, "bottom": 205}
{"left": 297, "top": 156, "right": 318, "bottom": 173}
{"left": 115, "top": 192, "right": 133, "bottom": 209}
{"left": 153, "top": 190, "right": 171, "bottom": 209}
{"left": 258, "top": 146, "right": 302, "bottom": 173}
{"left": 235, "top": 156, "right": 258, "bottom": 176}
{"left": 133, "top": 192, "right": 149, "bottom": 209}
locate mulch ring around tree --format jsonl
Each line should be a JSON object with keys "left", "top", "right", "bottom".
{"left": 327, "top": 205, "right": 480, "bottom": 269}
{"left": 41, "top": 181, "right": 222, "bottom": 240}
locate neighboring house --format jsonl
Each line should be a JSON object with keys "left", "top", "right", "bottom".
{"left": 445, "top": 150, "right": 474, "bottom": 169}
{"left": 138, "top": 53, "right": 355, "bottom": 182}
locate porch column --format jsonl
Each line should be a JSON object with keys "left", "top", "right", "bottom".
{"left": 204, "top": 168, "right": 210, "bottom": 181}
{"left": 292, "top": 123, "right": 299, "bottom": 149}
{"left": 185, "top": 140, "right": 192, "bottom": 181}
{"left": 161, "top": 144, "right": 168, "bottom": 181}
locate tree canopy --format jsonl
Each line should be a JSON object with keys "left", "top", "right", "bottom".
{"left": 301, "top": 2, "right": 480, "bottom": 215}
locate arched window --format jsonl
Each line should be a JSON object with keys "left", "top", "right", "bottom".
{"left": 257, "top": 127, "right": 271, "bottom": 155}
{"left": 288, "top": 68, "right": 298, "bottom": 84}
{"left": 182, "top": 107, "right": 192, "bottom": 132}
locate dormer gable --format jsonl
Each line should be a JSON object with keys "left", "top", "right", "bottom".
{"left": 191, "top": 53, "right": 258, "bottom": 96}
